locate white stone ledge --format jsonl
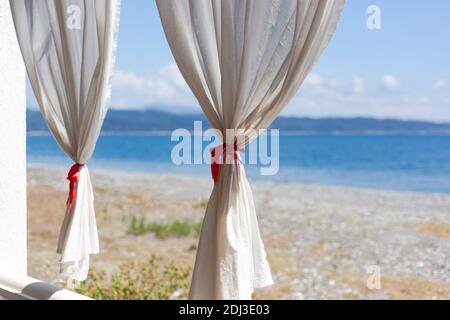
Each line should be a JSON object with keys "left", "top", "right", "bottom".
{"left": 0, "top": 272, "right": 92, "bottom": 300}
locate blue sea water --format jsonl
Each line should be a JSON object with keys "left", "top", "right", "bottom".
{"left": 27, "top": 134, "right": 450, "bottom": 194}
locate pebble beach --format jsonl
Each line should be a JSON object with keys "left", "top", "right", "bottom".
{"left": 27, "top": 165, "right": 450, "bottom": 299}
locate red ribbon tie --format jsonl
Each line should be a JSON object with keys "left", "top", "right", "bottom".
{"left": 67, "top": 163, "right": 83, "bottom": 208}
{"left": 210, "top": 142, "right": 243, "bottom": 184}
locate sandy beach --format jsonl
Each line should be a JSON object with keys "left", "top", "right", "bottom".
{"left": 27, "top": 165, "right": 450, "bottom": 299}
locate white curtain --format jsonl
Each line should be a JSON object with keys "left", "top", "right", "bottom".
{"left": 157, "top": 0, "right": 345, "bottom": 299}
{"left": 10, "top": 0, "right": 120, "bottom": 281}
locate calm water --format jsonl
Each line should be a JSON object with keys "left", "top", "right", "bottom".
{"left": 27, "top": 134, "right": 450, "bottom": 193}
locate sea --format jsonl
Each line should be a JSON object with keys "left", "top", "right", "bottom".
{"left": 27, "top": 134, "right": 450, "bottom": 194}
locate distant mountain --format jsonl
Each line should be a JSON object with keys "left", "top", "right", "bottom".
{"left": 27, "top": 109, "right": 206, "bottom": 132}
{"left": 27, "top": 109, "right": 450, "bottom": 134}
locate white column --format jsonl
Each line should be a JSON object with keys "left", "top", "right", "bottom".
{"left": 0, "top": 0, "right": 27, "bottom": 276}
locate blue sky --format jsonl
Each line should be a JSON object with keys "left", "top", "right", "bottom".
{"left": 28, "top": 0, "right": 450, "bottom": 121}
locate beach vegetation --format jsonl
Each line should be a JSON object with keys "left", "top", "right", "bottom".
{"left": 128, "top": 217, "right": 202, "bottom": 238}
{"left": 76, "top": 256, "right": 191, "bottom": 300}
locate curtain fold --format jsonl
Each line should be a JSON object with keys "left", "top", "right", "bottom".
{"left": 157, "top": 0, "right": 345, "bottom": 299}
{"left": 10, "top": 0, "right": 120, "bottom": 282}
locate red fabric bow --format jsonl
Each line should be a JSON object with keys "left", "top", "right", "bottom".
{"left": 66, "top": 163, "right": 83, "bottom": 208}
{"left": 210, "top": 142, "right": 243, "bottom": 184}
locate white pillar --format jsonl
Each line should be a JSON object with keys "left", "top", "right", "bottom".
{"left": 0, "top": 0, "right": 27, "bottom": 276}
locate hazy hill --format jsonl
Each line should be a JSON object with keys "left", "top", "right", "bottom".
{"left": 27, "top": 109, "right": 450, "bottom": 134}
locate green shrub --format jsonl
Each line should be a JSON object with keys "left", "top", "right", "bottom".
{"left": 76, "top": 256, "right": 191, "bottom": 300}
{"left": 128, "top": 217, "right": 202, "bottom": 238}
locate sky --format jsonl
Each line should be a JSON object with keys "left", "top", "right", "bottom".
{"left": 27, "top": 0, "right": 450, "bottom": 122}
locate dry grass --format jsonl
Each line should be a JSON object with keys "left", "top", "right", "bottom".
{"left": 414, "top": 221, "right": 450, "bottom": 239}
{"left": 27, "top": 183, "right": 201, "bottom": 283}
{"left": 338, "top": 273, "right": 450, "bottom": 300}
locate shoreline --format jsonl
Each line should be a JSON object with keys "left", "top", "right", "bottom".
{"left": 27, "top": 162, "right": 450, "bottom": 196}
